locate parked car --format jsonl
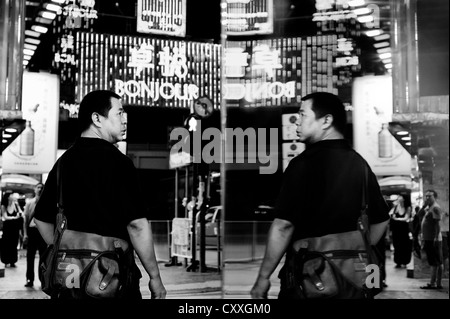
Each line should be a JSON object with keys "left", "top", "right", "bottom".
{"left": 196, "top": 205, "right": 222, "bottom": 247}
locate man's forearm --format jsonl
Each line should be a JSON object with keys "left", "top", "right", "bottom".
{"left": 127, "top": 218, "right": 161, "bottom": 279}
{"left": 370, "top": 220, "right": 389, "bottom": 245}
{"left": 257, "top": 218, "right": 294, "bottom": 280}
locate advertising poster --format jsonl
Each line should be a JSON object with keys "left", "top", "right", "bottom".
{"left": 352, "top": 75, "right": 411, "bottom": 176}
{"left": 2, "top": 72, "right": 59, "bottom": 174}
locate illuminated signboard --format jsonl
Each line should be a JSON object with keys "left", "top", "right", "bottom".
{"left": 226, "top": 0, "right": 274, "bottom": 36}
{"left": 225, "top": 35, "right": 339, "bottom": 107}
{"left": 75, "top": 32, "right": 221, "bottom": 109}
{"left": 137, "top": 0, "right": 187, "bottom": 37}
{"left": 62, "top": 0, "right": 98, "bottom": 29}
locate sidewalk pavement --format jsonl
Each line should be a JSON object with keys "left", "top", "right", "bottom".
{"left": 0, "top": 249, "right": 448, "bottom": 299}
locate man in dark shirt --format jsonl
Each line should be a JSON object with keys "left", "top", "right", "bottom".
{"left": 251, "top": 92, "right": 390, "bottom": 299}
{"left": 34, "top": 90, "right": 166, "bottom": 299}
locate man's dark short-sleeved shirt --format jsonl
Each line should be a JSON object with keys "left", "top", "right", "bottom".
{"left": 275, "top": 139, "right": 390, "bottom": 241}
{"left": 34, "top": 137, "right": 148, "bottom": 241}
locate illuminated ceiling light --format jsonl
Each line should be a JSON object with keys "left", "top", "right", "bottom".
{"left": 24, "top": 43, "right": 38, "bottom": 50}
{"left": 3, "top": 133, "right": 12, "bottom": 138}
{"left": 405, "top": 142, "right": 411, "bottom": 146}
{"left": 31, "top": 25, "right": 48, "bottom": 34}
{"left": 39, "top": 10, "right": 57, "bottom": 20}
{"left": 377, "top": 47, "right": 391, "bottom": 54}
{"left": 2, "top": 139, "right": 8, "bottom": 143}
{"left": 36, "top": 17, "right": 53, "bottom": 24}
{"left": 349, "top": 0, "right": 366, "bottom": 7}
{"left": 401, "top": 136, "right": 411, "bottom": 141}
{"left": 366, "top": 29, "right": 382, "bottom": 37}
{"left": 385, "top": 63, "right": 393, "bottom": 69}
{"left": 357, "top": 15, "right": 373, "bottom": 23}
{"left": 373, "top": 41, "right": 390, "bottom": 49}
{"left": 374, "top": 34, "right": 390, "bottom": 41}
{"left": 23, "top": 60, "right": 29, "bottom": 66}
{"left": 379, "top": 52, "right": 392, "bottom": 59}
{"left": 353, "top": 8, "right": 371, "bottom": 15}
{"left": 23, "top": 55, "right": 32, "bottom": 60}
{"left": 44, "top": 3, "right": 62, "bottom": 12}
{"left": 5, "top": 128, "right": 17, "bottom": 133}
{"left": 382, "top": 58, "right": 392, "bottom": 64}
{"left": 51, "top": 0, "right": 67, "bottom": 4}
{"left": 25, "top": 29, "right": 41, "bottom": 37}
{"left": 25, "top": 38, "right": 41, "bottom": 45}
{"left": 396, "top": 131, "right": 409, "bottom": 136}
{"left": 23, "top": 48, "right": 35, "bottom": 56}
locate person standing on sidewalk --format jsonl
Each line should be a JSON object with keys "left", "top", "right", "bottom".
{"left": 23, "top": 183, "right": 47, "bottom": 288}
{"left": 420, "top": 189, "right": 444, "bottom": 290}
{"left": 34, "top": 90, "right": 166, "bottom": 299}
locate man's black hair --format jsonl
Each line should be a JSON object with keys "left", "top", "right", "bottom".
{"left": 78, "top": 90, "right": 121, "bottom": 133}
{"left": 301, "top": 92, "right": 347, "bottom": 134}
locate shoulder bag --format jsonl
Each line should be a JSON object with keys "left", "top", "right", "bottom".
{"left": 285, "top": 165, "right": 384, "bottom": 299}
{"left": 39, "top": 160, "right": 135, "bottom": 299}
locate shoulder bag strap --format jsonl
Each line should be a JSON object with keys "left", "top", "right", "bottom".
{"left": 357, "top": 164, "right": 377, "bottom": 264}
{"left": 53, "top": 159, "right": 67, "bottom": 247}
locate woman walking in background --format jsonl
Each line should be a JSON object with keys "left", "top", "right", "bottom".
{"left": 1, "top": 192, "right": 24, "bottom": 267}
{"left": 389, "top": 195, "right": 412, "bottom": 268}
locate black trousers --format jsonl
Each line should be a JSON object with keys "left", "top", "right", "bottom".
{"left": 26, "top": 227, "right": 47, "bottom": 283}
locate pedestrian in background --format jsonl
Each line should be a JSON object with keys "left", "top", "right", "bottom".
{"left": 1, "top": 192, "right": 23, "bottom": 267}
{"left": 440, "top": 208, "right": 449, "bottom": 276}
{"left": 420, "top": 189, "right": 444, "bottom": 290}
{"left": 23, "top": 183, "right": 47, "bottom": 288}
{"left": 389, "top": 195, "right": 412, "bottom": 268}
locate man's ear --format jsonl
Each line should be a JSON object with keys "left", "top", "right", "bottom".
{"left": 322, "top": 114, "right": 334, "bottom": 129}
{"left": 91, "top": 112, "right": 102, "bottom": 127}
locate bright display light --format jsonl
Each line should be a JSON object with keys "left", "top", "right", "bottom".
{"left": 382, "top": 58, "right": 392, "bottom": 64}
{"left": 25, "top": 30, "right": 41, "bottom": 37}
{"left": 377, "top": 47, "right": 391, "bottom": 54}
{"left": 353, "top": 8, "right": 371, "bottom": 15}
{"left": 31, "top": 25, "right": 48, "bottom": 33}
{"left": 374, "top": 34, "right": 390, "bottom": 41}
{"left": 36, "top": 17, "right": 53, "bottom": 24}
{"left": 4, "top": 128, "right": 17, "bottom": 133}
{"left": 23, "top": 48, "right": 35, "bottom": 56}
{"left": 51, "top": 0, "right": 67, "bottom": 3}
{"left": 357, "top": 15, "right": 373, "bottom": 23}
{"left": 23, "top": 55, "right": 32, "bottom": 60}
{"left": 396, "top": 131, "right": 409, "bottom": 136}
{"left": 349, "top": 0, "right": 366, "bottom": 7}
{"left": 401, "top": 136, "right": 411, "bottom": 141}
{"left": 23, "top": 60, "right": 29, "bottom": 66}
{"left": 384, "top": 63, "right": 393, "bottom": 69}
{"left": 374, "top": 41, "right": 390, "bottom": 49}
{"left": 24, "top": 43, "right": 38, "bottom": 50}
{"left": 379, "top": 52, "right": 392, "bottom": 59}
{"left": 366, "top": 29, "right": 382, "bottom": 37}
{"left": 39, "top": 11, "right": 57, "bottom": 20}
{"left": 25, "top": 38, "right": 41, "bottom": 45}
{"left": 44, "top": 3, "right": 61, "bottom": 12}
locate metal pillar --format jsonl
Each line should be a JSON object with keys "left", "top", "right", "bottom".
{"left": 0, "top": 0, "right": 25, "bottom": 119}
{"left": 391, "top": 0, "right": 420, "bottom": 118}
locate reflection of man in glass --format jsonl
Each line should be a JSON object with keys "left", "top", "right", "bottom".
{"left": 250, "top": 92, "right": 390, "bottom": 299}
